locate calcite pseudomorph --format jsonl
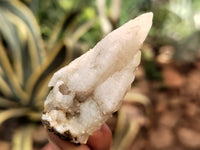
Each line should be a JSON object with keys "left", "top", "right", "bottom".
{"left": 42, "top": 12, "right": 153, "bottom": 144}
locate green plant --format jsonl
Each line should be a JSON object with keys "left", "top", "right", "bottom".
{"left": 0, "top": 0, "right": 95, "bottom": 149}
{"left": 150, "top": 0, "right": 200, "bottom": 62}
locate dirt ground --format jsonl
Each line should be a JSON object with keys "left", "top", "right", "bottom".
{"left": 128, "top": 59, "right": 200, "bottom": 150}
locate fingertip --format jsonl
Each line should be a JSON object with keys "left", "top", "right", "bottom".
{"left": 87, "top": 124, "right": 112, "bottom": 150}
{"left": 42, "top": 144, "right": 53, "bottom": 150}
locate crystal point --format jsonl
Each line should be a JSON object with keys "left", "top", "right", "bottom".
{"left": 42, "top": 12, "right": 153, "bottom": 144}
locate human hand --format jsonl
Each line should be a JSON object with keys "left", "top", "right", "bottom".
{"left": 42, "top": 124, "right": 112, "bottom": 150}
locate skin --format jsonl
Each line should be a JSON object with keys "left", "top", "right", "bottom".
{"left": 42, "top": 124, "right": 112, "bottom": 150}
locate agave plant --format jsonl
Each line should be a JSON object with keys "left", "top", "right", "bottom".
{"left": 0, "top": 0, "right": 95, "bottom": 149}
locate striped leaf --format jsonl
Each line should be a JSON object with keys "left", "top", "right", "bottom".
{"left": 0, "top": 108, "right": 29, "bottom": 124}
{"left": 0, "top": 0, "right": 45, "bottom": 88}
{"left": 12, "top": 125, "right": 34, "bottom": 150}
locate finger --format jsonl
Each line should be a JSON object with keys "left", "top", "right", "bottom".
{"left": 42, "top": 144, "right": 53, "bottom": 150}
{"left": 87, "top": 124, "right": 112, "bottom": 150}
{"left": 47, "top": 131, "right": 90, "bottom": 150}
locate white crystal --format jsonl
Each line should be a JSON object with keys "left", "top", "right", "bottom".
{"left": 42, "top": 12, "right": 153, "bottom": 144}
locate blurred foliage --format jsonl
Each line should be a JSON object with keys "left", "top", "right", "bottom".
{"left": 150, "top": 0, "right": 200, "bottom": 62}
{"left": 112, "top": 91, "right": 150, "bottom": 150}
{"left": 25, "top": 0, "right": 102, "bottom": 47}
{"left": 0, "top": 0, "right": 200, "bottom": 149}
{"left": 0, "top": 0, "right": 96, "bottom": 149}
{"left": 119, "top": 0, "right": 151, "bottom": 25}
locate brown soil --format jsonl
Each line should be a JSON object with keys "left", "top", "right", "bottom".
{"left": 128, "top": 60, "right": 200, "bottom": 150}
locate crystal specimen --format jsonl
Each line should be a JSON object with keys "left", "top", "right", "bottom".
{"left": 42, "top": 12, "right": 153, "bottom": 144}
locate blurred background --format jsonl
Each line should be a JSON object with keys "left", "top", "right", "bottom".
{"left": 0, "top": 0, "right": 200, "bottom": 150}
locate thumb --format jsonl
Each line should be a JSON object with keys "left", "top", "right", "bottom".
{"left": 87, "top": 124, "right": 112, "bottom": 150}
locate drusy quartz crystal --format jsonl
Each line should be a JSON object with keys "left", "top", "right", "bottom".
{"left": 42, "top": 12, "right": 153, "bottom": 144}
